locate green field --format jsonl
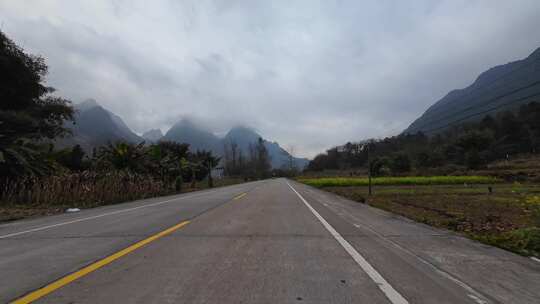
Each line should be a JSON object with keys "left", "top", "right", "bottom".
{"left": 298, "top": 176, "right": 500, "bottom": 187}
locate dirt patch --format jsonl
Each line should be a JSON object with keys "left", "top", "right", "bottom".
{"left": 0, "top": 205, "right": 65, "bottom": 222}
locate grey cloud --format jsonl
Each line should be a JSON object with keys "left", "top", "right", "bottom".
{"left": 1, "top": 0, "right": 540, "bottom": 157}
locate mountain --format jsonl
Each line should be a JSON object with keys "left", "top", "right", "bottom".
{"left": 404, "top": 47, "right": 540, "bottom": 135}
{"left": 223, "top": 126, "right": 309, "bottom": 169}
{"left": 162, "top": 122, "right": 309, "bottom": 169}
{"left": 142, "top": 129, "right": 163, "bottom": 143}
{"left": 162, "top": 119, "right": 221, "bottom": 152}
{"left": 55, "top": 99, "right": 143, "bottom": 151}
{"left": 222, "top": 126, "right": 260, "bottom": 150}
{"left": 56, "top": 101, "right": 308, "bottom": 168}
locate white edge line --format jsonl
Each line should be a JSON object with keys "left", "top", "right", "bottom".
{"left": 0, "top": 187, "right": 242, "bottom": 239}
{"left": 300, "top": 186, "right": 490, "bottom": 304}
{"left": 286, "top": 181, "right": 408, "bottom": 304}
{"left": 531, "top": 257, "right": 540, "bottom": 263}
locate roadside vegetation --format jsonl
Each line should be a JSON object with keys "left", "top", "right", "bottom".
{"left": 298, "top": 176, "right": 499, "bottom": 187}
{"left": 0, "top": 30, "right": 253, "bottom": 222}
{"left": 307, "top": 103, "right": 540, "bottom": 176}
{"left": 222, "top": 137, "right": 274, "bottom": 180}
{"left": 299, "top": 155, "right": 540, "bottom": 257}
{"left": 300, "top": 66, "right": 540, "bottom": 257}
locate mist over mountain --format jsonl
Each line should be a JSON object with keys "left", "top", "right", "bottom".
{"left": 405, "top": 47, "right": 540, "bottom": 135}
{"left": 162, "top": 119, "right": 222, "bottom": 152}
{"left": 164, "top": 122, "right": 309, "bottom": 169}
{"left": 58, "top": 102, "right": 307, "bottom": 168}
{"left": 223, "top": 126, "right": 309, "bottom": 169}
{"left": 141, "top": 129, "right": 163, "bottom": 143}
{"left": 56, "top": 99, "right": 143, "bottom": 151}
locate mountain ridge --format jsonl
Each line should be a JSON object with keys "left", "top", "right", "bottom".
{"left": 58, "top": 101, "right": 308, "bottom": 168}
{"left": 164, "top": 121, "right": 309, "bottom": 169}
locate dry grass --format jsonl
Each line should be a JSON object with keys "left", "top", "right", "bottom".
{"left": 0, "top": 172, "right": 246, "bottom": 222}
{"left": 1, "top": 171, "right": 173, "bottom": 208}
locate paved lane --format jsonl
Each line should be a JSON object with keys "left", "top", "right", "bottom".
{"left": 0, "top": 181, "right": 264, "bottom": 303}
{"left": 291, "top": 180, "right": 540, "bottom": 304}
{"left": 37, "top": 178, "right": 389, "bottom": 303}
{"left": 2, "top": 178, "right": 539, "bottom": 303}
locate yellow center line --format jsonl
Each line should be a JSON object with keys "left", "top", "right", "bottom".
{"left": 12, "top": 220, "right": 190, "bottom": 304}
{"left": 233, "top": 193, "right": 247, "bottom": 200}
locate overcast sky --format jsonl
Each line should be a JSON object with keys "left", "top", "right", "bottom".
{"left": 1, "top": 1, "right": 540, "bottom": 158}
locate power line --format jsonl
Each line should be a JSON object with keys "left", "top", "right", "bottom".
{"left": 422, "top": 90, "right": 540, "bottom": 134}
{"left": 414, "top": 79, "right": 540, "bottom": 131}
{"left": 412, "top": 56, "right": 540, "bottom": 128}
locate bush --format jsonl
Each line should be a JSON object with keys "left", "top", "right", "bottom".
{"left": 478, "top": 228, "right": 540, "bottom": 257}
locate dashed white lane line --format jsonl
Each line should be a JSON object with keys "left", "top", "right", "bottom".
{"left": 0, "top": 188, "right": 242, "bottom": 239}
{"left": 287, "top": 181, "right": 409, "bottom": 304}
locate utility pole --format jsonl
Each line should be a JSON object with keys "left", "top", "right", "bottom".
{"left": 208, "top": 162, "right": 213, "bottom": 188}
{"left": 367, "top": 142, "right": 372, "bottom": 196}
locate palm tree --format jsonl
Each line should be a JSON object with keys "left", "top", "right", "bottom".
{"left": 96, "top": 142, "right": 146, "bottom": 172}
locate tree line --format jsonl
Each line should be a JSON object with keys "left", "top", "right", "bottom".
{"left": 222, "top": 137, "right": 272, "bottom": 180}
{"left": 307, "top": 101, "right": 540, "bottom": 175}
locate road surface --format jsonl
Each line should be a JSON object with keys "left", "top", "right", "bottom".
{"left": 0, "top": 178, "right": 539, "bottom": 303}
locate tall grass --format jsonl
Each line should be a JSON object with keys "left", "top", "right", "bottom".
{"left": 0, "top": 171, "right": 175, "bottom": 207}
{"left": 298, "top": 176, "right": 500, "bottom": 187}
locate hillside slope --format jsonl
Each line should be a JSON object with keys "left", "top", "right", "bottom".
{"left": 56, "top": 99, "right": 143, "bottom": 151}
{"left": 405, "top": 47, "right": 540, "bottom": 134}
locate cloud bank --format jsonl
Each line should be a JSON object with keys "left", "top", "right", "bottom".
{"left": 1, "top": 0, "right": 540, "bottom": 157}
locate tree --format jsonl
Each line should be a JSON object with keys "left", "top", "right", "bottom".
{"left": 255, "top": 137, "right": 271, "bottom": 178}
{"left": 413, "top": 151, "right": 430, "bottom": 169}
{"left": 147, "top": 141, "right": 190, "bottom": 183}
{"left": 197, "top": 150, "right": 220, "bottom": 187}
{"left": 497, "top": 111, "right": 531, "bottom": 153}
{"left": 223, "top": 140, "right": 241, "bottom": 176}
{"left": 282, "top": 144, "right": 299, "bottom": 175}
{"left": 0, "top": 30, "right": 74, "bottom": 179}
{"left": 52, "top": 144, "right": 86, "bottom": 171}
{"left": 96, "top": 142, "right": 146, "bottom": 172}
{"left": 519, "top": 102, "right": 540, "bottom": 152}
{"left": 465, "top": 149, "right": 482, "bottom": 169}
{"left": 371, "top": 156, "right": 391, "bottom": 176}
{"left": 389, "top": 153, "right": 411, "bottom": 174}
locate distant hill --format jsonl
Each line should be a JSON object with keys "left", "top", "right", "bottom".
{"left": 55, "top": 99, "right": 143, "bottom": 151}
{"left": 162, "top": 119, "right": 221, "bottom": 152}
{"left": 404, "top": 47, "right": 540, "bottom": 135}
{"left": 223, "top": 126, "right": 309, "bottom": 169}
{"left": 141, "top": 129, "right": 163, "bottom": 143}
{"left": 56, "top": 102, "right": 308, "bottom": 168}
{"left": 163, "top": 121, "right": 309, "bottom": 169}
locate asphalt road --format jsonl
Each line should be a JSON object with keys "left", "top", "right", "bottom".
{"left": 1, "top": 178, "right": 539, "bottom": 303}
